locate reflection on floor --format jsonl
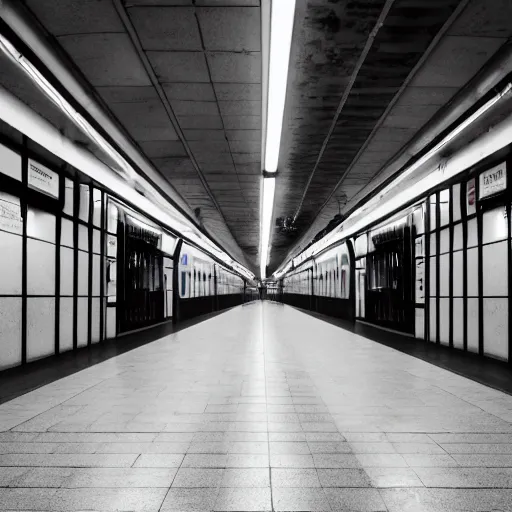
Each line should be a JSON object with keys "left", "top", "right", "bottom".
{"left": 1, "top": 301, "right": 512, "bottom": 511}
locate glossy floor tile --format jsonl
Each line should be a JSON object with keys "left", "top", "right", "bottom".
{"left": 1, "top": 301, "right": 512, "bottom": 510}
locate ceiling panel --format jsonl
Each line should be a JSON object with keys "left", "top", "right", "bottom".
{"left": 128, "top": 7, "right": 202, "bottom": 50}
{"left": 197, "top": 7, "right": 260, "bottom": 51}
{"left": 163, "top": 83, "right": 216, "bottom": 101}
{"left": 25, "top": 0, "right": 123, "bottom": 35}
{"left": 58, "top": 34, "right": 151, "bottom": 86}
{"left": 214, "top": 83, "right": 261, "bottom": 100}
{"left": 207, "top": 52, "right": 261, "bottom": 82}
{"left": 147, "top": 51, "right": 210, "bottom": 82}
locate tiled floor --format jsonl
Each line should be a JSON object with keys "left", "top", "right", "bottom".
{"left": 1, "top": 302, "right": 512, "bottom": 511}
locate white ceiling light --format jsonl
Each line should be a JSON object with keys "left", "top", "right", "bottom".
{"left": 260, "top": 176, "right": 276, "bottom": 279}
{"left": 260, "top": 0, "right": 296, "bottom": 280}
{"left": 264, "top": 0, "right": 296, "bottom": 174}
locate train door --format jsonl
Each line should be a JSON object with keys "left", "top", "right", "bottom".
{"left": 118, "top": 215, "right": 164, "bottom": 332}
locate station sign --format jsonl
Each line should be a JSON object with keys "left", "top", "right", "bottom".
{"left": 479, "top": 162, "right": 507, "bottom": 200}
{"left": 28, "top": 159, "right": 59, "bottom": 198}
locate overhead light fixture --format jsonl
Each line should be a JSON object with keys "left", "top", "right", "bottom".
{"left": 264, "top": 0, "right": 296, "bottom": 174}
{"left": 260, "top": 176, "right": 276, "bottom": 279}
{"left": 260, "top": 0, "right": 296, "bottom": 279}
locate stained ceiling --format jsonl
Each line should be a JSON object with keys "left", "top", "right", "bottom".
{"left": 4, "top": 0, "right": 512, "bottom": 276}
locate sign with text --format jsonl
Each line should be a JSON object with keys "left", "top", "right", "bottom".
{"left": 0, "top": 191, "right": 22, "bottom": 234}
{"left": 479, "top": 162, "right": 507, "bottom": 200}
{"left": 28, "top": 159, "right": 59, "bottom": 198}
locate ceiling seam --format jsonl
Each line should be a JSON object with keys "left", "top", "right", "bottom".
{"left": 291, "top": 0, "right": 396, "bottom": 224}
{"left": 310, "top": 0, "right": 472, "bottom": 224}
{"left": 111, "top": 0, "right": 238, "bottom": 237}
{"left": 191, "top": 4, "right": 251, "bottom": 210}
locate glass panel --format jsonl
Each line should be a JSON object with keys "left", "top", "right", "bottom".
{"left": 453, "top": 251, "right": 463, "bottom": 297}
{"left": 440, "top": 228, "right": 450, "bottom": 254}
{"left": 0, "top": 143, "right": 22, "bottom": 181}
{"left": 453, "top": 223, "right": 463, "bottom": 251}
{"left": 415, "top": 308, "right": 424, "bottom": 339}
{"left": 107, "top": 202, "right": 118, "bottom": 234}
{"left": 429, "top": 256, "right": 436, "bottom": 297}
{"left": 60, "top": 247, "right": 74, "bottom": 296}
{"left": 439, "top": 254, "right": 449, "bottom": 296}
{"left": 466, "top": 178, "right": 476, "bottom": 217}
{"left": 467, "top": 218, "right": 478, "bottom": 248}
{"left": 77, "top": 297, "right": 88, "bottom": 347}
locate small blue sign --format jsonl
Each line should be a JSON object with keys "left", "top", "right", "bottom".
{"left": 181, "top": 254, "right": 188, "bottom": 266}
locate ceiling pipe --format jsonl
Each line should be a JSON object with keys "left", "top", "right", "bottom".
{"left": 291, "top": 0, "right": 396, "bottom": 224}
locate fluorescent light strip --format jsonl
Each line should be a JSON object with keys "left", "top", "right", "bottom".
{"left": 260, "top": 177, "right": 276, "bottom": 279}
{"left": 0, "top": 35, "right": 255, "bottom": 281}
{"left": 264, "top": 0, "right": 296, "bottom": 173}
{"left": 275, "top": 81, "right": 512, "bottom": 275}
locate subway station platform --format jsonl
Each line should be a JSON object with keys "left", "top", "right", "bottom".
{"left": 2, "top": 302, "right": 512, "bottom": 511}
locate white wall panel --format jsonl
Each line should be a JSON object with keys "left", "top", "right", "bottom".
{"left": 453, "top": 250, "right": 463, "bottom": 297}
{"left": 467, "top": 218, "right": 478, "bottom": 248}
{"left": 482, "top": 207, "right": 507, "bottom": 245}
{"left": 439, "top": 298, "right": 449, "bottom": 346}
{"left": 27, "top": 239, "right": 55, "bottom": 295}
{"left": 63, "top": 178, "right": 73, "bottom": 216}
{"left": 0, "top": 297, "right": 22, "bottom": 369}
{"left": 467, "top": 248, "right": 479, "bottom": 297}
{"left": 0, "top": 231, "right": 22, "bottom": 294}
{"left": 78, "top": 251, "right": 89, "bottom": 296}
{"left": 107, "top": 307, "right": 116, "bottom": 339}
{"left": 59, "top": 297, "right": 73, "bottom": 353}
{"left": 429, "top": 298, "right": 437, "bottom": 342}
{"left": 60, "top": 247, "right": 74, "bottom": 296}
{"left": 415, "top": 308, "right": 424, "bottom": 339}
{"left": 453, "top": 224, "right": 463, "bottom": 251}
{"left": 453, "top": 184, "right": 461, "bottom": 222}
{"left": 27, "top": 297, "right": 55, "bottom": 362}
{"left": 483, "top": 241, "right": 508, "bottom": 297}
{"left": 27, "top": 207, "right": 55, "bottom": 243}
{"left": 61, "top": 218, "right": 74, "bottom": 248}
{"left": 467, "top": 298, "right": 479, "bottom": 353}
{"left": 429, "top": 257, "right": 436, "bottom": 296}
{"left": 91, "top": 298, "right": 101, "bottom": 344}
{"left": 440, "top": 228, "right": 450, "bottom": 254}
{"left": 78, "top": 225, "right": 88, "bottom": 251}
{"left": 453, "top": 298, "right": 463, "bottom": 349}
{"left": 439, "top": 254, "right": 449, "bottom": 297}
{"left": 77, "top": 297, "right": 88, "bottom": 348}
{"left": 483, "top": 298, "right": 508, "bottom": 361}
{"left": 92, "top": 254, "right": 101, "bottom": 296}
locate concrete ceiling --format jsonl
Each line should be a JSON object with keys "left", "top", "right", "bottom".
{"left": 22, "top": 0, "right": 262, "bottom": 271}
{"left": 272, "top": 0, "right": 512, "bottom": 273}
{"left": 10, "top": 0, "right": 512, "bottom": 276}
